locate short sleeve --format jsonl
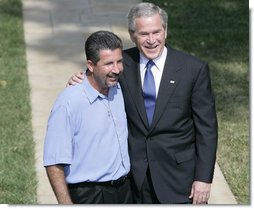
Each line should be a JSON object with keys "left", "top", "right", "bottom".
{"left": 43, "top": 105, "right": 73, "bottom": 166}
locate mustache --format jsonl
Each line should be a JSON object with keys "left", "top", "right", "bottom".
{"left": 108, "top": 72, "right": 120, "bottom": 78}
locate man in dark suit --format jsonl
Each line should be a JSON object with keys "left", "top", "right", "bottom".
{"left": 68, "top": 2, "right": 218, "bottom": 204}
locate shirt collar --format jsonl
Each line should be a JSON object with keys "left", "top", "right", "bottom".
{"left": 140, "top": 46, "right": 167, "bottom": 71}
{"left": 82, "top": 71, "right": 119, "bottom": 103}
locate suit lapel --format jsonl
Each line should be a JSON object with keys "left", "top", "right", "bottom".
{"left": 122, "top": 46, "right": 183, "bottom": 131}
{"left": 149, "top": 47, "right": 182, "bottom": 131}
{"left": 122, "top": 49, "right": 148, "bottom": 126}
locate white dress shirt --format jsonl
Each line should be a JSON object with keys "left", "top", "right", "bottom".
{"left": 140, "top": 46, "right": 167, "bottom": 97}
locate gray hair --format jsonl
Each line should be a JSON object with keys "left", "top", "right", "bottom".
{"left": 127, "top": 2, "right": 168, "bottom": 33}
{"left": 85, "top": 31, "right": 123, "bottom": 64}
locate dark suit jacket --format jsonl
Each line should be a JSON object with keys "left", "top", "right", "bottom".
{"left": 119, "top": 45, "right": 218, "bottom": 203}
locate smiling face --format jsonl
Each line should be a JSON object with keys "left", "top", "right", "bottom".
{"left": 129, "top": 13, "right": 167, "bottom": 60}
{"left": 87, "top": 48, "right": 123, "bottom": 95}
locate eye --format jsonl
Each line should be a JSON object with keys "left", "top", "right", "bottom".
{"left": 105, "top": 62, "right": 114, "bottom": 67}
{"left": 137, "top": 32, "right": 148, "bottom": 38}
{"left": 153, "top": 30, "right": 162, "bottom": 35}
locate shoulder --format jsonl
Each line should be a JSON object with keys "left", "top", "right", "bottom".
{"left": 123, "top": 47, "right": 139, "bottom": 55}
{"left": 123, "top": 47, "right": 139, "bottom": 63}
{"left": 167, "top": 45, "right": 207, "bottom": 68}
{"left": 53, "top": 84, "right": 84, "bottom": 108}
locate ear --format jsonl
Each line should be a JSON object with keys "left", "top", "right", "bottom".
{"left": 86, "top": 60, "right": 94, "bottom": 72}
{"left": 128, "top": 29, "right": 135, "bottom": 43}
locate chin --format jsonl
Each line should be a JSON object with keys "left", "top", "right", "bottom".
{"left": 107, "top": 82, "right": 117, "bottom": 88}
{"left": 143, "top": 51, "right": 160, "bottom": 60}
{"left": 145, "top": 55, "right": 158, "bottom": 60}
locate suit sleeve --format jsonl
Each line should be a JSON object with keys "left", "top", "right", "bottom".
{"left": 191, "top": 62, "right": 218, "bottom": 183}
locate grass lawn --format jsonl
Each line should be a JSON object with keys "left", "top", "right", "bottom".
{"left": 0, "top": 0, "right": 249, "bottom": 204}
{"left": 146, "top": 0, "right": 249, "bottom": 204}
{"left": 0, "top": 0, "right": 37, "bottom": 203}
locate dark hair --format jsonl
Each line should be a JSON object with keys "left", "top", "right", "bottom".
{"left": 85, "top": 31, "right": 123, "bottom": 64}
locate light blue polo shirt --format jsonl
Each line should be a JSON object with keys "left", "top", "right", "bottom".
{"left": 43, "top": 74, "right": 130, "bottom": 184}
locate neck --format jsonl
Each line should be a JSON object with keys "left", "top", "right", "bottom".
{"left": 100, "top": 87, "right": 109, "bottom": 96}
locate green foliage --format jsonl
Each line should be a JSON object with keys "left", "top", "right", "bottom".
{"left": 0, "top": 0, "right": 248, "bottom": 204}
{"left": 147, "top": 0, "right": 249, "bottom": 204}
{"left": 0, "top": 0, "right": 37, "bottom": 204}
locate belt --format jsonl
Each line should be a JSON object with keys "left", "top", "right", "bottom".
{"left": 68, "top": 174, "right": 129, "bottom": 188}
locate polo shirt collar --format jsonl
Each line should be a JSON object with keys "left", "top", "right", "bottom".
{"left": 82, "top": 71, "right": 118, "bottom": 103}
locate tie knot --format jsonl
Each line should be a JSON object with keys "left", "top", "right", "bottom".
{"left": 146, "top": 60, "right": 155, "bottom": 70}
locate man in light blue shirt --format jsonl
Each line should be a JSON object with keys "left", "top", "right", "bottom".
{"left": 43, "top": 31, "right": 131, "bottom": 204}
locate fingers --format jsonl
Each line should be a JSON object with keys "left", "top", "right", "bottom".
{"left": 190, "top": 181, "right": 211, "bottom": 204}
{"left": 188, "top": 187, "right": 194, "bottom": 199}
{"left": 66, "top": 76, "right": 77, "bottom": 87}
{"left": 66, "top": 71, "right": 84, "bottom": 87}
{"left": 192, "top": 191, "right": 210, "bottom": 204}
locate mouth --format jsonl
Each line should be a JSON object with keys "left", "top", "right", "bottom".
{"left": 145, "top": 45, "right": 158, "bottom": 50}
{"left": 108, "top": 73, "right": 120, "bottom": 80}
{"left": 108, "top": 76, "right": 119, "bottom": 82}
{"left": 107, "top": 76, "right": 119, "bottom": 87}
{"left": 109, "top": 78, "right": 118, "bottom": 82}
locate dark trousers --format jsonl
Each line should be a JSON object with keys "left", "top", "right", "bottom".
{"left": 132, "top": 169, "right": 193, "bottom": 204}
{"left": 132, "top": 169, "right": 160, "bottom": 204}
{"left": 68, "top": 178, "right": 133, "bottom": 204}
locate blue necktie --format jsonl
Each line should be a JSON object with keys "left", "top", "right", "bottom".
{"left": 143, "top": 60, "right": 156, "bottom": 126}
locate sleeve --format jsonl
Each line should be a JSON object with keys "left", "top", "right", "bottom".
{"left": 191, "top": 63, "right": 218, "bottom": 183}
{"left": 43, "top": 104, "right": 73, "bottom": 166}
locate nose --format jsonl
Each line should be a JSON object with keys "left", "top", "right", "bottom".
{"left": 112, "top": 62, "right": 123, "bottom": 74}
{"left": 147, "top": 33, "right": 155, "bottom": 44}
